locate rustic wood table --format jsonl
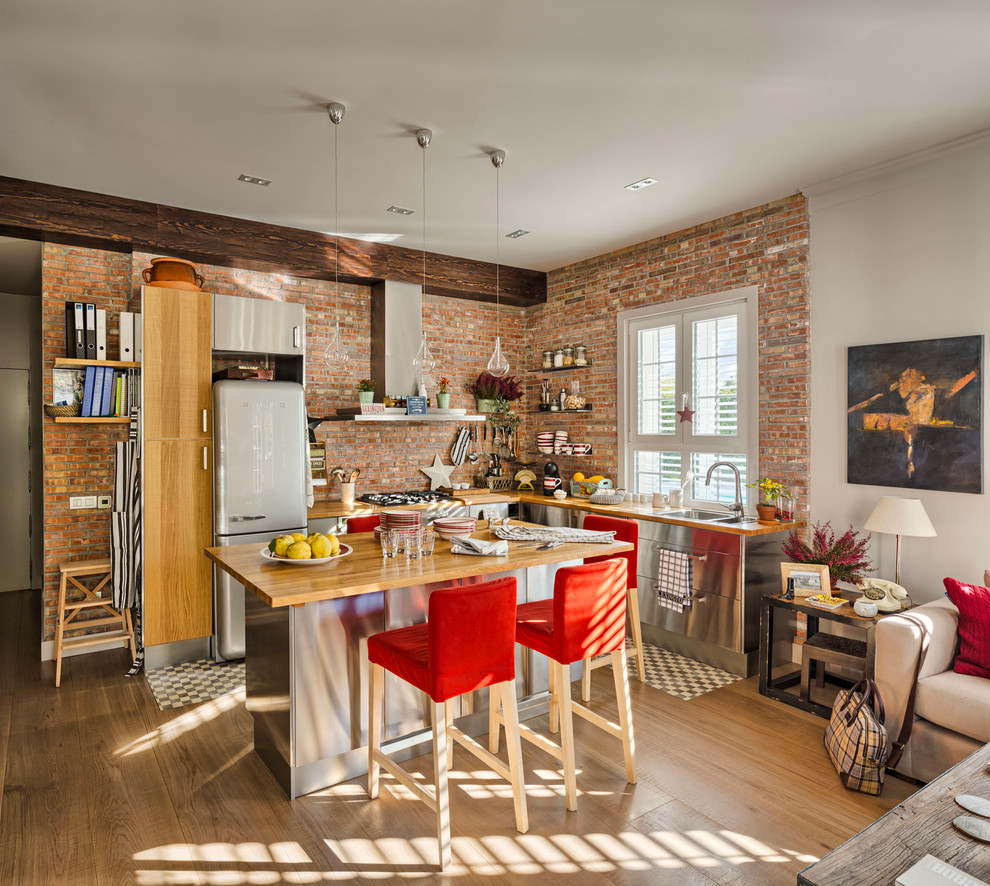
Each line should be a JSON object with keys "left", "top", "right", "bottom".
{"left": 798, "top": 742, "right": 990, "bottom": 884}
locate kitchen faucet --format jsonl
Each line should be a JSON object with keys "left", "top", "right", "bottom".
{"left": 704, "top": 461, "right": 744, "bottom": 516}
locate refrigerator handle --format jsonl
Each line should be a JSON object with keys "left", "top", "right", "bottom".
{"left": 202, "top": 408, "right": 208, "bottom": 433}
{"left": 203, "top": 446, "right": 208, "bottom": 470}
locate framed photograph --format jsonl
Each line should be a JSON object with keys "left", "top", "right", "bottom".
{"left": 780, "top": 562, "right": 831, "bottom": 597}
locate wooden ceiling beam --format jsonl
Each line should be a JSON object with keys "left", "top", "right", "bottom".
{"left": 0, "top": 176, "right": 546, "bottom": 306}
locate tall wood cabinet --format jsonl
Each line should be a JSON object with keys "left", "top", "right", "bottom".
{"left": 141, "top": 286, "right": 213, "bottom": 648}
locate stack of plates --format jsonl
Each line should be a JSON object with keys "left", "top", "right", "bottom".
{"left": 432, "top": 517, "right": 477, "bottom": 540}
{"left": 537, "top": 431, "right": 554, "bottom": 454}
{"left": 376, "top": 509, "right": 422, "bottom": 539}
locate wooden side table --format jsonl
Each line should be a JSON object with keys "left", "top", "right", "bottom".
{"left": 758, "top": 592, "right": 899, "bottom": 718}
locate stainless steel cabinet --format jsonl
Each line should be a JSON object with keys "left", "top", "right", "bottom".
{"left": 213, "top": 293, "right": 305, "bottom": 356}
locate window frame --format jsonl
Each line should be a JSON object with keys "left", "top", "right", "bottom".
{"left": 616, "top": 286, "right": 760, "bottom": 508}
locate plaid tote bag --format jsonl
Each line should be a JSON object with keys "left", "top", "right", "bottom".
{"left": 824, "top": 678, "right": 888, "bottom": 795}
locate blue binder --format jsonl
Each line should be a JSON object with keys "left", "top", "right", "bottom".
{"left": 100, "top": 368, "right": 116, "bottom": 416}
{"left": 81, "top": 365, "right": 97, "bottom": 416}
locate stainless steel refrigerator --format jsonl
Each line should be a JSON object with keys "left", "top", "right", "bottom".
{"left": 213, "top": 379, "right": 308, "bottom": 660}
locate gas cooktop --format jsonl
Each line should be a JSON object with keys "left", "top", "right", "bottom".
{"left": 358, "top": 490, "right": 454, "bottom": 507}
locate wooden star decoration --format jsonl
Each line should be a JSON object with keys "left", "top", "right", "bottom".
{"left": 676, "top": 405, "right": 695, "bottom": 423}
{"left": 421, "top": 453, "right": 455, "bottom": 490}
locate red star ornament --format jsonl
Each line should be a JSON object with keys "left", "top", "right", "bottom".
{"left": 676, "top": 405, "right": 695, "bottom": 423}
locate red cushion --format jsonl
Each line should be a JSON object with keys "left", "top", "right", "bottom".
{"left": 516, "top": 559, "right": 628, "bottom": 665}
{"left": 368, "top": 576, "right": 517, "bottom": 702}
{"left": 944, "top": 577, "right": 990, "bottom": 678}
{"left": 583, "top": 514, "right": 638, "bottom": 591}
{"left": 347, "top": 515, "right": 381, "bottom": 534}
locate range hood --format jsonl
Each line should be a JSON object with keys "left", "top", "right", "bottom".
{"left": 330, "top": 280, "right": 484, "bottom": 423}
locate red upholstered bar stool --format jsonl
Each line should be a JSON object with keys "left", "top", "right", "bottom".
{"left": 346, "top": 514, "right": 381, "bottom": 533}
{"left": 580, "top": 514, "right": 645, "bottom": 701}
{"left": 492, "top": 559, "right": 635, "bottom": 811}
{"left": 367, "top": 576, "right": 527, "bottom": 870}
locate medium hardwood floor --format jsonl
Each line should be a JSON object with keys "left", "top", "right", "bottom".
{"left": 0, "top": 589, "right": 915, "bottom": 884}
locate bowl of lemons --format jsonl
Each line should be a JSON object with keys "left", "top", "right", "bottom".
{"left": 260, "top": 532, "right": 352, "bottom": 566}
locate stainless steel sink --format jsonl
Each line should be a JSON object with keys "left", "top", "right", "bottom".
{"left": 664, "top": 508, "right": 751, "bottom": 524}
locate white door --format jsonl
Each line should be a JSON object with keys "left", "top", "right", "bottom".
{"left": 0, "top": 369, "right": 31, "bottom": 591}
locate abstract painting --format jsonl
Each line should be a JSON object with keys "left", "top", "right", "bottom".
{"left": 847, "top": 335, "right": 982, "bottom": 493}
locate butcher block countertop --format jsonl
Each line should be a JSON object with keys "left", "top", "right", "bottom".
{"left": 206, "top": 523, "right": 633, "bottom": 609}
{"left": 307, "top": 488, "right": 514, "bottom": 520}
{"left": 513, "top": 492, "right": 803, "bottom": 536}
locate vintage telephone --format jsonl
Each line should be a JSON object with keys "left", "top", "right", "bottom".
{"left": 856, "top": 578, "right": 909, "bottom": 612}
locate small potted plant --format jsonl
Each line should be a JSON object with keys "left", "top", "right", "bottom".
{"left": 466, "top": 371, "right": 522, "bottom": 412}
{"left": 357, "top": 378, "right": 375, "bottom": 406}
{"left": 783, "top": 521, "right": 873, "bottom": 589}
{"left": 749, "top": 477, "right": 787, "bottom": 523}
{"left": 436, "top": 376, "right": 451, "bottom": 409}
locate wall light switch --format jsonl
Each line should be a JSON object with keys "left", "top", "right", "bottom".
{"left": 69, "top": 496, "right": 85, "bottom": 510}
{"left": 97, "top": 495, "right": 111, "bottom": 509}
{"left": 81, "top": 496, "right": 97, "bottom": 509}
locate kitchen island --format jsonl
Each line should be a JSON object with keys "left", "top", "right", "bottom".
{"left": 206, "top": 525, "right": 633, "bottom": 799}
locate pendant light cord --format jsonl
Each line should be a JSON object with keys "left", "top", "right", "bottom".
{"left": 334, "top": 120, "right": 339, "bottom": 315}
{"left": 422, "top": 140, "right": 427, "bottom": 293}
{"left": 495, "top": 159, "right": 500, "bottom": 338}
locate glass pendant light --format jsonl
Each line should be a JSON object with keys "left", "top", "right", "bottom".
{"left": 323, "top": 102, "right": 349, "bottom": 368}
{"left": 487, "top": 148, "right": 509, "bottom": 377}
{"left": 412, "top": 128, "right": 436, "bottom": 383}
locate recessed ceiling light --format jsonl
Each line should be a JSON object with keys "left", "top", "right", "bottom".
{"left": 238, "top": 174, "right": 271, "bottom": 186}
{"left": 387, "top": 205, "right": 415, "bottom": 216}
{"left": 624, "top": 177, "right": 658, "bottom": 191}
{"left": 505, "top": 229, "right": 529, "bottom": 239}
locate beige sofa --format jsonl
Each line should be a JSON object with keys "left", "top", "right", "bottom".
{"left": 874, "top": 597, "right": 990, "bottom": 784}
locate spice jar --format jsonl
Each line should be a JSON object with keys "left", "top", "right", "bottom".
{"left": 574, "top": 344, "right": 588, "bottom": 366}
{"left": 563, "top": 345, "right": 574, "bottom": 366}
{"left": 541, "top": 350, "right": 553, "bottom": 369}
{"left": 553, "top": 348, "right": 564, "bottom": 368}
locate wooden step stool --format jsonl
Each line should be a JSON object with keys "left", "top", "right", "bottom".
{"left": 53, "top": 558, "right": 137, "bottom": 687}
{"left": 800, "top": 631, "right": 868, "bottom": 701}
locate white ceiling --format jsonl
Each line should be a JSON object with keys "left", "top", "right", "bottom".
{"left": 3, "top": 1, "right": 990, "bottom": 273}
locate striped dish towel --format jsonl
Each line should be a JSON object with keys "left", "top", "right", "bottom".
{"left": 492, "top": 526, "right": 617, "bottom": 544}
{"left": 656, "top": 549, "right": 693, "bottom": 613}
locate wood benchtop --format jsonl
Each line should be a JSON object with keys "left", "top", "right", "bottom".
{"left": 206, "top": 525, "right": 634, "bottom": 609}
{"left": 309, "top": 489, "right": 803, "bottom": 536}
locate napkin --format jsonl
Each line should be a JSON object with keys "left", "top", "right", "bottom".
{"left": 449, "top": 536, "right": 509, "bottom": 557}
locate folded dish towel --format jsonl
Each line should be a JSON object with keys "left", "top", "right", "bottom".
{"left": 450, "top": 536, "right": 509, "bottom": 557}
{"left": 492, "top": 526, "right": 616, "bottom": 544}
{"left": 656, "top": 549, "right": 693, "bottom": 613}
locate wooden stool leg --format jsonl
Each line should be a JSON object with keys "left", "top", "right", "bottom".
{"left": 368, "top": 662, "right": 383, "bottom": 799}
{"left": 432, "top": 699, "right": 451, "bottom": 870}
{"left": 54, "top": 571, "right": 69, "bottom": 687}
{"left": 816, "top": 661, "right": 826, "bottom": 689}
{"left": 581, "top": 657, "right": 593, "bottom": 702}
{"left": 488, "top": 685, "right": 501, "bottom": 754}
{"left": 497, "top": 680, "right": 529, "bottom": 834}
{"left": 123, "top": 607, "right": 137, "bottom": 659}
{"left": 611, "top": 647, "right": 637, "bottom": 784}
{"left": 627, "top": 587, "right": 646, "bottom": 684}
{"left": 548, "top": 659, "right": 559, "bottom": 734}
{"left": 800, "top": 655, "right": 812, "bottom": 701}
{"left": 553, "top": 659, "right": 578, "bottom": 812}
{"left": 445, "top": 701, "right": 454, "bottom": 768}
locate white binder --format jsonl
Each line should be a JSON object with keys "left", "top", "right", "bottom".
{"left": 118, "top": 312, "right": 134, "bottom": 361}
{"left": 95, "top": 308, "right": 107, "bottom": 360}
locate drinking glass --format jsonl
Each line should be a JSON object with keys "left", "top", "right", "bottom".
{"left": 404, "top": 529, "right": 422, "bottom": 560}
{"left": 382, "top": 529, "right": 400, "bottom": 559}
{"left": 420, "top": 527, "right": 436, "bottom": 557}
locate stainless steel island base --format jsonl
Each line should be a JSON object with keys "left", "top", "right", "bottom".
{"left": 245, "top": 561, "right": 577, "bottom": 799}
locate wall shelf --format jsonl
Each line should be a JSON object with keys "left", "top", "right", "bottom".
{"left": 535, "top": 361, "right": 592, "bottom": 373}
{"left": 55, "top": 357, "right": 141, "bottom": 369}
{"left": 53, "top": 416, "right": 130, "bottom": 424}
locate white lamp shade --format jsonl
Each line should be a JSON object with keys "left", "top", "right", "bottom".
{"left": 864, "top": 496, "right": 936, "bottom": 537}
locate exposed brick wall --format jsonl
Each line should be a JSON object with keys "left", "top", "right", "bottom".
{"left": 41, "top": 248, "right": 527, "bottom": 641}
{"left": 41, "top": 245, "right": 133, "bottom": 643}
{"left": 523, "top": 194, "right": 811, "bottom": 507}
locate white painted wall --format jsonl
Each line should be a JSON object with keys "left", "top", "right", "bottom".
{"left": 809, "top": 138, "right": 990, "bottom": 603}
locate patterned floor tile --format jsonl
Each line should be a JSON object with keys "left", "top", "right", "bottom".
{"left": 616, "top": 639, "right": 741, "bottom": 701}
{"left": 145, "top": 658, "right": 245, "bottom": 711}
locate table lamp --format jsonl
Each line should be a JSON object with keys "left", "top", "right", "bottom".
{"left": 864, "top": 496, "right": 936, "bottom": 585}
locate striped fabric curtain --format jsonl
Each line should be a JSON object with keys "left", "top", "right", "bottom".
{"left": 112, "top": 370, "right": 142, "bottom": 672}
